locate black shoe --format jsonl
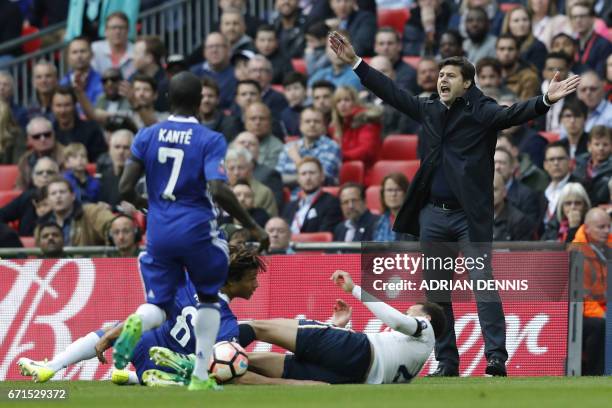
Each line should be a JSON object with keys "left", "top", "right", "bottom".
{"left": 426, "top": 365, "right": 459, "bottom": 377}
{"left": 485, "top": 358, "right": 507, "bottom": 377}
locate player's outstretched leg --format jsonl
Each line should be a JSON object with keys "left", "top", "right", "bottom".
{"left": 113, "top": 314, "right": 143, "bottom": 369}
{"left": 149, "top": 346, "right": 195, "bottom": 378}
{"left": 142, "top": 369, "right": 189, "bottom": 387}
{"left": 247, "top": 319, "right": 300, "bottom": 352}
{"left": 17, "top": 358, "right": 54, "bottom": 383}
{"left": 188, "top": 302, "right": 222, "bottom": 391}
{"left": 111, "top": 369, "right": 140, "bottom": 385}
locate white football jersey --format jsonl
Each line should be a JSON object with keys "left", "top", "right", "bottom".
{"left": 365, "top": 318, "right": 435, "bottom": 384}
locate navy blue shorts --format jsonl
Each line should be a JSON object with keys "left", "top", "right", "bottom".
{"left": 282, "top": 320, "right": 371, "bottom": 384}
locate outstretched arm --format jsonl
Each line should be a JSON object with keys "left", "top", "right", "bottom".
{"left": 233, "top": 371, "right": 327, "bottom": 386}
{"left": 330, "top": 270, "right": 422, "bottom": 337}
{"left": 328, "top": 31, "right": 422, "bottom": 122}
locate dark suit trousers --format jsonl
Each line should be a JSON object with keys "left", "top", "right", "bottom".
{"left": 419, "top": 204, "right": 508, "bottom": 367}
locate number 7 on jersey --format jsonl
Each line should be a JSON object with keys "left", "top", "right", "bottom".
{"left": 158, "top": 147, "right": 184, "bottom": 201}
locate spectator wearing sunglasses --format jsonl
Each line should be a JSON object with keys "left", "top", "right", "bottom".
{"left": 16, "top": 117, "right": 64, "bottom": 190}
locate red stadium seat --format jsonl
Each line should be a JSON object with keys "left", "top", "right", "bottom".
{"left": 20, "top": 236, "right": 36, "bottom": 248}
{"left": 377, "top": 8, "right": 411, "bottom": 36}
{"left": 291, "top": 232, "right": 333, "bottom": 243}
{"left": 365, "top": 185, "right": 382, "bottom": 214}
{"left": 381, "top": 134, "right": 418, "bottom": 160}
{"left": 86, "top": 163, "right": 97, "bottom": 176}
{"left": 368, "top": 160, "right": 420, "bottom": 186}
{"left": 0, "top": 190, "right": 21, "bottom": 207}
{"left": 22, "top": 25, "right": 42, "bottom": 54}
{"left": 322, "top": 186, "right": 339, "bottom": 196}
{"left": 291, "top": 58, "right": 307, "bottom": 74}
{"left": 271, "top": 84, "right": 284, "bottom": 93}
{"left": 285, "top": 135, "right": 301, "bottom": 143}
{"left": 339, "top": 161, "right": 364, "bottom": 184}
{"left": 539, "top": 132, "right": 560, "bottom": 143}
{"left": 500, "top": 3, "right": 520, "bottom": 13}
{"left": 0, "top": 165, "right": 19, "bottom": 190}
{"left": 402, "top": 56, "right": 421, "bottom": 69}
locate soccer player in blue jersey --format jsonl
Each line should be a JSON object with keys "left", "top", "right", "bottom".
{"left": 114, "top": 71, "right": 268, "bottom": 391}
{"left": 17, "top": 246, "right": 264, "bottom": 385}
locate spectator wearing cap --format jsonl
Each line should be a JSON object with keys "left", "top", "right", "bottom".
{"left": 231, "top": 50, "right": 255, "bottom": 81}
{"left": 492, "top": 171, "right": 535, "bottom": 241}
{"left": 17, "top": 117, "right": 64, "bottom": 190}
{"left": 1, "top": 157, "right": 57, "bottom": 236}
{"left": 271, "top": 0, "right": 307, "bottom": 59}
{"left": 166, "top": 54, "right": 188, "bottom": 77}
{"left": 265, "top": 216, "right": 294, "bottom": 254}
{"left": 130, "top": 35, "right": 169, "bottom": 112}
{"left": 60, "top": 37, "right": 104, "bottom": 106}
{"left": 282, "top": 157, "right": 342, "bottom": 234}
{"left": 91, "top": 12, "right": 135, "bottom": 80}
{"left": 190, "top": 32, "right": 237, "bottom": 110}
{"left": 36, "top": 221, "right": 67, "bottom": 258}
{"left": 573, "top": 126, "right": 612, "bottom": 206}
{"left": 254, "top": 25, "right": 294, "bottom": 85}
{"left": 307, "top": 30, "right": 362, "bottom": 91}
{"left": 277, "top": 107, "right": 341, "bottom": 187}
{"left": 280, "top": 72, "right": 307, "bottom": 136}
{"left": 28, "top": 61, "right": 59, "bottom": 122}
{"left": 199, "top": 77, "right": 233, "bottom": 141}
{"left": 220, "top": 8, "right": 255, "bottom": 55}
{"left": 334, "top": 182, "right": 379, "bottom": 242}
{"left": 248, "top": 55, "right": 289, "bottom": 119}
{"left": 559, "top": 99, "right": 589, "bottom": 160}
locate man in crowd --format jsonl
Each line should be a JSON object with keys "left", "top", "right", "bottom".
{"left": 128, "top": 75, "right": 169, "bottom": 129}
{"left": 559, "top": 99, "right": 589, "bottom": 159}
{"left": 36, "top": 221, "right": 67, "bottom": 258}
{"left": 475, "top": 57, "right": 513, "bottom": 97}
{"left": 373, "top": 27, "right": 417, "bottom": 94}
{"left": 220, "top": 8, "right": 255, "bottom": 55}
{"left": 244, "top": 102, "right": 284, "bottom": 170}
{"left": 254, "top": 25, "right": 294, "bottom": 85}
{"left": 327, "top": 0, "right": 376, "bottom": 57}
{"left": 496, "top": 34, "right": 539, "bottom": 100}
{"left": 265, "top": 216, "right": 294, "bottom": 254}
{"left": 307, "top": 30, "right": 362, "bottom": 90}
{"left": 272, "top": 0, "right": 307, "bottom": 59}
{"left": 99, "top": 129, "right": 134, "bottom": 207}
{"left": 576, "top": 71, "right": 612, "bottom": 132}
{"left": 492, "top": 171, "right": 534, "bottom": 241}
{"left": 569, "top": 1, "right": 611, "bottom": 77}
{"left": 131, "top": 35, "right": 168, "bottom": 111}
{"left": 463, "top": 7, "right": 497, "bottom": 63}
{"left": 282, "top": 157, "right": 342, "bottom": 234}
{"left": 277, "top": 107, "right": 341, "bottom": 187}
{"left": 333, "top": 182, "right": 379, "bottom": 242}
{"left": 91, "top": 12, "right": 135, "bottom": 80}
{"left": 416, "top": 58, "right": 439, "bottom": 97}
{"left": 496, "top": 134, "right": 549, "bottom": 194}
{"left": 540, "top": 52, "right": 573, "bottom": 133}
{"left": 0, "top": 72, "right": 28, "bottom": 128}
{"left": 60, "top": 36, "right": 103, "bottom": 105}
{"left": 28, "top": 60, "right": 59, "bottom": 121}
{"left": 573, "top": 126, "right": 612, "bottom": 206}
{"left": 107, "top": 214, "right": 140, "bottom": 257}
{"left": 94, "top": 68, "right": 131, "bottom": 119}
{"left": 199, "top": 78, "right": 233, "bottom": 140}
{"left": 542, "top": 142, "right": 579, "bottom": 227}
{"left": 37, "top": 177, "right": 115, "bottom": 246}
{"left": 310, "top": 80, "right": 336, "bottom": 125}
{"left": 248, "top": 55, "right": 288, "bottom": 118}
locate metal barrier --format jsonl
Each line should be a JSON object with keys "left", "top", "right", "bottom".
{"left": 1, "top": 0, "right": 275, "bottom": 108}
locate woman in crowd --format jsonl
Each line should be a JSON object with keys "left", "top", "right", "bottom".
{"left": 541, "top": 182, "right": 591, "bottom": 242}
{"left": 502, "top": 5, "right": 548, "bottom": 72}
{"left": 528, "top": 0, "right": 568, "bottom": 49}
{"left": 373, "top": 172, "right": 410, "bottom": 242}
{"left": 330, "top": 86, "right": 381, "bottom": 184}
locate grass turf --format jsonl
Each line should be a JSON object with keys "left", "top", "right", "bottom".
{"left": 1, "top": 377, "right": 611, "bottom": 408}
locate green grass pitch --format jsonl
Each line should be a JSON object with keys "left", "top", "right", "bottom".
{"left": 1, "top": 377, "right": 611, "bottom": 408}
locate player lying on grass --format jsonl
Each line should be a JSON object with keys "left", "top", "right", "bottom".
{"left": 150, "top": 270, "right": 446, "bottom": 384}
{"left": 17, "top": 246, "right": 272, "bottom": 386}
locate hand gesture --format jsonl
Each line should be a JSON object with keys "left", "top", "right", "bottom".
{"left": 73, "top": 72, "right": 86, "bottom": 93}
{"left": 331, "top": 299, "right": 353, "bottom": 328}
{"left": 249, "top": 225, "right": 270, "bottom": 253}
{"left": 287, "top": 143, "right": 301, "bottom": 164}
{"left": 328, "top": 31, "right": 359, "bottom": 66}
{"left": 547, "top": 72, "right": 581, "bottom": 104}
{"left": 330, "top": 270, "right": 355, "bottom": 293}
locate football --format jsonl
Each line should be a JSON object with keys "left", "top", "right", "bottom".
{"left": 208, "top": 341, "right": 249, "bottom": 383}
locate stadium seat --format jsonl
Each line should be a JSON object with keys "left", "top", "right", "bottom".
{"left": 20, "top": 236, "right": 36, "bottom": 248}
{"left": 22, "top": 25, "right": 42, "bottom": 54}
{"left": 285, "top": 135, "right": 300, "bottom": 143}
{"left": 322, "top": 186, "right": 339, "bottom": 196}
{"left": 365, "top": 185, "right": 382, "bottom": 214}
{"left": 0, "top": 165, "right": 19, "bottom": 190}
{"left": 0, "top": 190, "right": 21, "bottom": 207}
{"left": 377, "top": 8, "right": 410, "bottom": 35}
{"left": 339, "top": 161, "right": 364, "bottom": 184}
{"left": 368, "top": 160, "right": 420, "bottom": 186}
{"left": 402, "top": 56, "right": 421, "bottom": 69}
{"left": 271, "top": 84, "right": 284, "bottom": 93}
{"left": 500, "top": 3, "right": 520, "bottom": 12}
{"left": 291, "top": 58, "right": 307, "bottom": 74}
{"left": 291, "top": 232, "right": 333, "bottom": 243}
{"left": 85, "top": 163, "right": 97, "bottom": 176}
{"left": 381, "top": 134, "right": 418, "bottom": 160}
{"left": 539, "top": 132, "right": 560, "bottom": 143}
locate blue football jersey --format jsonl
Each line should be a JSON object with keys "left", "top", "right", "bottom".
{"left": 131, "top": 116, "right": 227, "bottom": 248}
{"left": 158, "top": 278, "right": 239, "bottom": 355}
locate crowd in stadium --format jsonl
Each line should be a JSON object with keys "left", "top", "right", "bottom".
{"left": 0, "top": 0, "right": 610, "bottom": 254}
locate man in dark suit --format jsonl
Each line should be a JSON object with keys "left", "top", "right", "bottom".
{"left": 329, "top": 31, "right": 581, "bottom": 377}
{"left": 282, "top": 157, "right": 342, "bottom": 234}
{"left": 334, "top": 183, "right": 380, "bottom": 242}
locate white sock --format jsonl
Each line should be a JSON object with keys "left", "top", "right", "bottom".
{"left": 47, "top": 332, "right": 100, "bottom": 372}
{"left": 192, "top": 304, "right": 220, "bottom": 380}
{"left": 127, "top": 370, "right": 139, "bottom": 385}
{"left": 136, "top": 303, "right": 166, "bottom": 331}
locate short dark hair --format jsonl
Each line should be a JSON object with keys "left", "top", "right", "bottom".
{"left": 69, "top": 36, "right": 91, "bottom": 49}
{"left": 380, "top": 173, "right": 409, "bottom": 213}
{"left": 375, "top": 26, "right": 401, "bottom": 42}
{"left": 298, "top": 156, "right": 323, "bottom": 172}
{"left": 339, "top": 182, "right": 366, "bottom": 200}
{"left": 201, "top": 77, "right": 220, "bottom": 96}
{"left": 551, "top": 32, "right": 576, "bottom": 47}
{"left": 132, "top": 74, "right": 158, "bottom": 92}
{"left": 227, "top": 245, "right": 266, "bottom": 283}
{"left": 233, "top": 178, "right": 252, "bottom": 189}
{"left": 311, "top": 79, "right": 336, "bottom": 93}
{"left": 559, "top": 97, "right": 588, "bottom": 120}
{"left": 496, "top": 33, "right": 519, "bottom": 48}
{"left": 282, "top": 71, "right": 307, "bottom": 88}
{"left": 544, "top": 141, "right": 570, "bottom": 158}
{"left": 588, "top": 125, "right": 612, "bottom": 144}
{"left": 106, "top": 11, "right": 129, "bottom": 26}
{"left": 438, "top": 56, "right": 476, "bottom": 87}
{"left": 52, "top": 86, "right": 77, "bottom": 104}
{"left": 38, "top": 220, "right": 62, "bottom": 233}
{"left": 545, "top": 51, "right": 572, "bottom": 67}
{"left": 417, "top": 302, "right": 447, "bottom": 340}
{"left": 441, "top": 29, "right": 463, "bottom": 45}
{"left": 236, "top": 79, "right": 262, "bottom": 94}
{"left": 476, "top": 57, "right": 502, "bottom": 76}
{"left": 137, "top": 35, "right": 166, "bottom": 66}
{"left": 47, "top": 176, "right": 74, "bottom": 194}
{"left": 570, "top": 1, "right": 595, "bottom": 17}
{"left": 305, "top": 21, "right": 329, "bottom": 39}
{"left": 256, "top": 24, "right": 276, "bottom": 36}
{"left": 467, "top": 6, "right": 488, "bottom": 21}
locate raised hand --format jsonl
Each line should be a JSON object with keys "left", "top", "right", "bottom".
{"left": 332, "top": 299, "right": 353, "bottom": 328}
{"left": 330, "top": 270, "right": 355, "bottom": 293}
{"left": 547, "top": 71, "right": 581, "bottom": 104}
{"left": 328, "top": 31, "right": 359, "bottom": 66}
